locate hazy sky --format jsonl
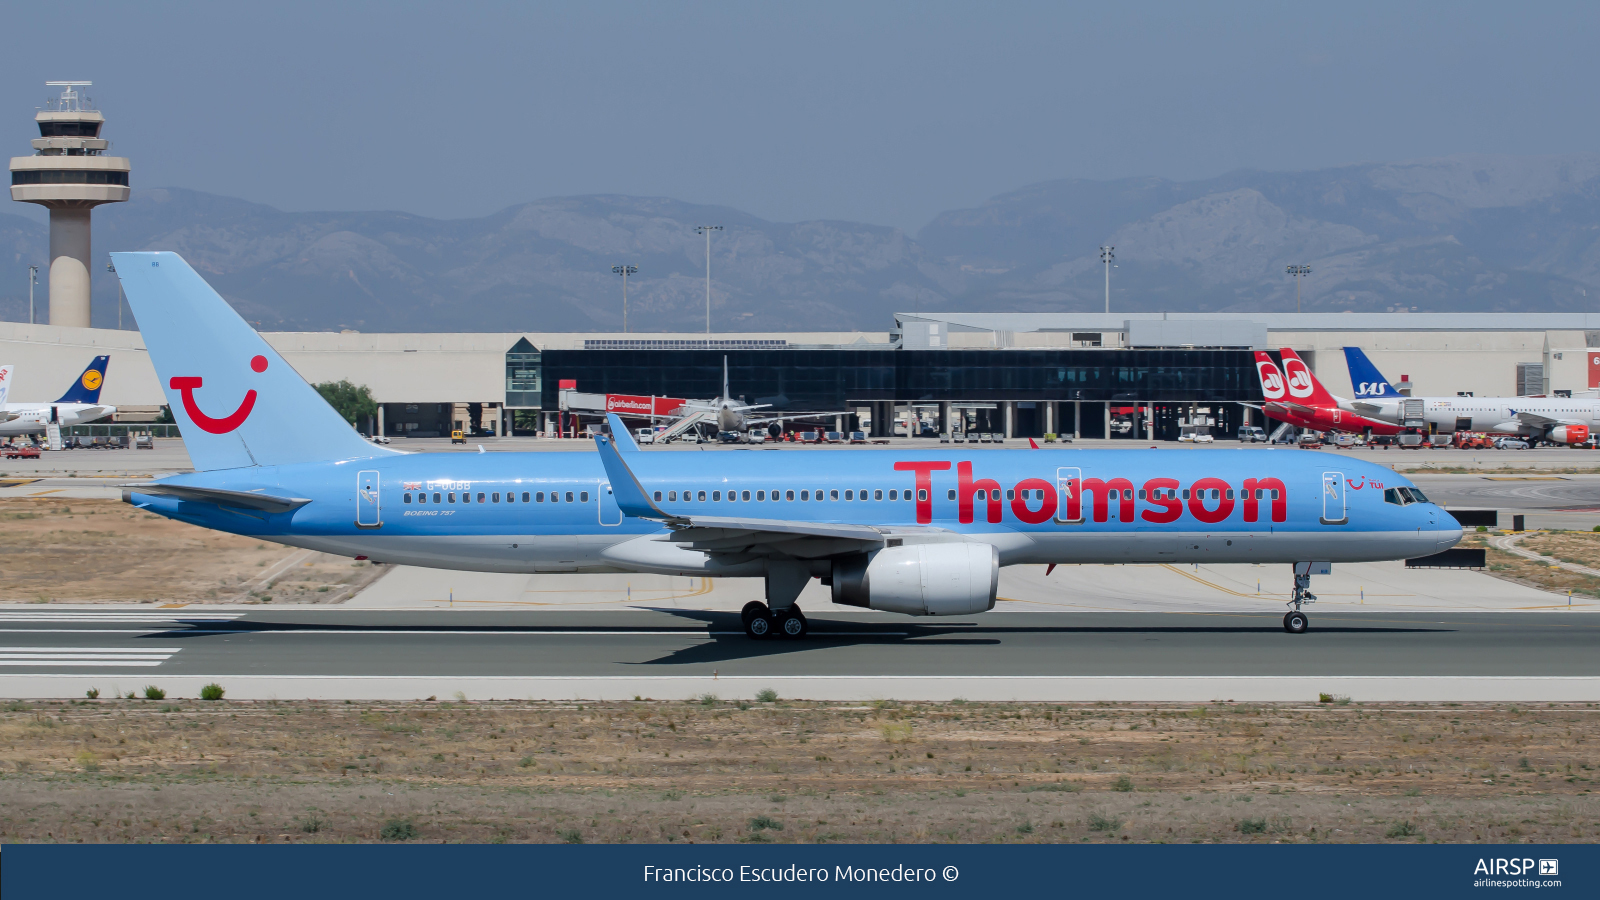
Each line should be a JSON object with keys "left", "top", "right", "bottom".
{"left": 5, "top": 1, "right": 1600, "bottom": 232}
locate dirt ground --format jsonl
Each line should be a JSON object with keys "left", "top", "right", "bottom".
{"left": 0, "top": 498, "right": 383, "bottom": 604}
{"left": 1462, "top": 530, "right": 1600, "bottom": 600}
{"left": 0, "top": 699, "right": 1594, "bottom": 844}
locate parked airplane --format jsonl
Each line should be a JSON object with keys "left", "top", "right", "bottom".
{"left": 674, "top": 357, "right": 846, "bottom": 441}
{"left": 113, "top": 252, "right": 1459, "bottom": 636}
{"left": 1344, "top": 347, "right": 1596, "bottom": 444}
{"left": 1248, "top": 350, "right": 1401, "bottom": 437}
{"left": 0, "top": 356, "right": 117, "bottom": 437}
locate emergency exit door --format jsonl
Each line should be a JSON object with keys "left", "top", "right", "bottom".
{"left": 356, "top": 470, "right": 382, "bottom": 528}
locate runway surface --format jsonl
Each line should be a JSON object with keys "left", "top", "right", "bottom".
{"left": 0, "top": 606, "right": 1595, "bottom": 702}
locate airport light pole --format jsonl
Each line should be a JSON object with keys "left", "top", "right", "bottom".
{"left": 695, "top": 225, "right": 721, "bottom": 333}
{"left": 28, "top": 265, "right": 37, "bottom": 324}
{"left": 612, "top": 264, "right": 637, "bottom": 333}
{"left": 1100, "top": 246, "right": 1115, "bottom": 314}
{"left": 1286, "top": 264, "right": 1311, "bottom": 313}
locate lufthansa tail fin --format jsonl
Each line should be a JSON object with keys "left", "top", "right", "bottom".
{"left": 112, "top": 251, "right": 397, "bottom": 472}
{"left": 1342, "top": 347, "right": 1402, "bottom": 398}
{"left": 1277, "top": 348, "right": 1340, "bottom": 406}
{"left": 54, "top": 356, "right": 109, "bottom": 404}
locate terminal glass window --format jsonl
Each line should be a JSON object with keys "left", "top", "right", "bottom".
{"left": 506, "top": 338, "right": 542, "bottom": 408}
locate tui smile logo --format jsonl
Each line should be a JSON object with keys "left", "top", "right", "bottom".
{"left": 170, "top": 355, "right": 267, "bottom": 435}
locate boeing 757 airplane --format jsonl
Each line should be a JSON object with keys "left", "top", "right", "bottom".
{"left": 113, "top": 252, "right": 1460, "bottom": 636}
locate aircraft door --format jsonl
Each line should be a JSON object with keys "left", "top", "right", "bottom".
{"left": 1055, "top": 467, "right": 1084, "bottom": 524}
{"left": 356, "top": 470, "right": 381, "bottom": 528}
{"left": 599, "top": 482, "right": 623, "bottom": 526}
{"left": 1320, "top": 471, "right": 1347, "bottom": 525}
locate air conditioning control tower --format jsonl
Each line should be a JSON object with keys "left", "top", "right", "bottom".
{"left": 9, "top": 82, "right": 131, "bottom": 328}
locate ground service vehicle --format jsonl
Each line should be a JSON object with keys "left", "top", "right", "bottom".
{"left": 450, "top": 430, "right": 465, "bottom": 444}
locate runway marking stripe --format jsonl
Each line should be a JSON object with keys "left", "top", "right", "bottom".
{"left": 0, "top": 654, "right": 174, "bottom": 660}
{"left": 0, "top": 647, "right": 182, "bottom": 652}
{"left": 0, "top": 661, "right": 166, "bottom": 667}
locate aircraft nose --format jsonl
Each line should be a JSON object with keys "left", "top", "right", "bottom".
{"left": 1429, "top": 508, "right": 1463, "bottom": 551}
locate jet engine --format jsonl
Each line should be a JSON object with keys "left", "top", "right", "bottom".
{"left": 831, "top": 542, "right": 998, "bottom": 616}
{"left": 1550, "top": 424, "right": 1590, "bottom": 445}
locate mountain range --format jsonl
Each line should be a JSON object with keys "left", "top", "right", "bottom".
{"left": 3, "top": 153, "right": 1600, "bottom": 332}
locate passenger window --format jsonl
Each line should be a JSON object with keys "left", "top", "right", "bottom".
{"left": 478, "top": 493, "right": 486, "bottom": 503}
{"left": 654, "top": 491, "right": 663, "bottom": 501}
{"left": 521, "top": 492, "right": 530, "bottom": 502}
{"left": 890, "top": 490, "right": 898, "bottom": 500}
{"left": 433, "top": 493, "right": 441, "bottom": 503}
{"left": 753, "top": 491, "right": 762, "bottom": 501}
{"left": 1006, "top": 489, "right": 1014, "bottom": 500}
{"left": 579, "top": 492, "right": 587, "bottom": 503}
{"left": 845, "top": 490, "right": 854, "bottom": 500}
{"left": 403, "top": 493, "right": 412, "bottom": 504}
{"left": 917, "top": 489, "right": 927, "bottom": 501}
{"left": 1272, "top": 489, "right": 1280, "bottom": 500}
{"left": 989, "top": 489, "right": 1000, "bottom": 501}
{"left": 713, "top": 491, "right": 722, "bottom": 501}
{"left": 492, "top": 493, "right": 500, "bottom": 503}
{"left": 537, "top": 492, "right": 545, "bottom": 502}
{"left": 947, "top": 490, "right": 956, "bottom": 500}
{"left": 874, "top": 490, "right": 883, "bottom": 500}
{"left": 1225, "top": 489, "right": 1234, "bottom": 499}
{"left": 447, "top": 492, "right": 456, "bottom": 503}
{"left": 830, "top": 490, "right": 839, "bottom": 500}
{"left": 462, "top": 493, "right": 471, "bottom": 504}
{"left": 698, "top": 491, "right": 707, "bottom": 502}
{"left": 1138, "top": 490, "right": 1146, "bottom": 500}
{"left": 786, "top": 490, "right": 795, "bottom": 501}
{"left": 1123, "top": 489, "right": 1133, "bottom": 500}
{"left": 668, "top": 491, "right": 677, "bottom": 501}
{"left": 1210, "top": 489, "right": 1219, "bottom": 500}
{"left": 801, "top": 490, "right": 809, "bottom": 501}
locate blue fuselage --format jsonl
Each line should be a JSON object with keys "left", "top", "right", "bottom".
{"left": 128, "top": 447, "right": 1460, "bottom": 576}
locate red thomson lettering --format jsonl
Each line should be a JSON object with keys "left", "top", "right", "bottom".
{"left": 1010, "top": 477, "right": 1057, "bottom": 524}
{"left": 1081, "top": 477, "right": 1135, "bottom": 523}
{"left": 1188, "top": 477, "right": 1235, "bottom": 524}
{"left": 957, "top": 462, "right": 1002, "bottom": 524}
{"left": 1140, "top": 478, "right": 1181, "bottom": 524}
{"left": 894, "top": 461, "right": 951, "bottom": 524}
{"left": 1242, "top": 477, "right": 1287, "bottom": 523}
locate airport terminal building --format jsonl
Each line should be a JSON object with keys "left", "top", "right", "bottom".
{"left": 3, "top": 311, "right": 1598, "bottom": 440}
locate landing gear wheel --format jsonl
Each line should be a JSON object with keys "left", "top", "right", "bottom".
{"left": 741, "top": 601, "right": 768, "bottom": 628}
{"left": 745, "top": 602, "right": 777, "bottom": 637}
{"left": 775, "top": 606, "right": 808, "bottom": 639}
{"left": 1283, "top": 611, "right": 1308, "bottom": 634}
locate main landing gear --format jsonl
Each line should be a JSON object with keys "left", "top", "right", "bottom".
{"left": 741, "top": 601, "right": 808, "bottom": 640}
{"left": 1283, "top": 564, "right": 1319, "bottom": 634}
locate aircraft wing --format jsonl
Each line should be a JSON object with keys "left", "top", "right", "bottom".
{"left": 122, "top": 482, "right": 313, "bottom": 513}
{"left": 1511, "top": 410, "right": 1577, "bottom": 427}
{"left": 1351, "top": 401, "right": 1385, "bottom": 415}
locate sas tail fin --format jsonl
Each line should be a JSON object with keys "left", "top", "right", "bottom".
{"left": 1277, "top": 348, "right": 1340, "bottom": 406}
{"left": 1342, "top": 347, "right": 1402, "bottom": 398}
{"left": 0, "top": 364, "right": 12, "bottom": 407}
{"left": 111, "top": 251, "right": 396, "bottom": 472}
{"left": 54, "top": 355, "right": 109, "bottom": 404}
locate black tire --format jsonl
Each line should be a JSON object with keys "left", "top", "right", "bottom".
{"left": 776, "top": 608, "right": 808, "bottom": 639}
{"left": 746, "top": 613, "right": 774, "bottom": 639}
{"left": 1284, "top": 611, "right": 1308, "bottom": 634}
{"left": 741, "top": 601, "right": 769, "bottom": 628}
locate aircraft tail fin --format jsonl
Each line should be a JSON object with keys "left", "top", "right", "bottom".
{"left": 722, "top": 355, "right": 730, "bottom": 401}
{"left": 112, "top": 251, "right": 398, "bottom": 472}
{"left": 1252, "top": 351, "right": 1288, "bottom": 401}
{"left": 0, "top": 364, "right": 11, "bottom": 407}
{"left": 54, "top": 355, "right": 109, "bottom": 404}
{"left": 1277, "top": 348, "right": 1340, "bottom": 406}
{"left": 1342, "top": 347, "right": 1402, "bottom": 398}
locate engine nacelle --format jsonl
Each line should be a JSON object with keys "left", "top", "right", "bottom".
{"left": 831, "top": 542, "right": 998, "bottom": 616}
{"left": 1550, "top": 424, "right": 1590, "bottom": 445}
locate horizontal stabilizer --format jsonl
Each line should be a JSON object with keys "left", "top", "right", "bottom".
{"left": 123, "top": 483, "right": 312, "bottom": 513}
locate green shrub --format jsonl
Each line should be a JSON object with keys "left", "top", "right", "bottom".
{"left": 1087, "top": 812, "right": 1121, "bottom": 832}
{"left": 380, "top": 818, "right": 418, "bottom": 841}
{"left": 142, "top": 685, "right": 166, "bottom": 700}
{"left": 749, "top": 815, "right": 783, "bottom": 832}
{"left": 1385, "top": 821, "right": 1419, "bottom": 838}
{"left": 1239, "top": 818, "right": 1268, "bottom": 834}
{"left": 518, "top": 756, "right": 533, "bottom": 768}
{"left": 698, "top": 693, "right": 718, "bottom": 707}
{"left": 1111, "top": 775, "right": 1134, "bottom": 792}
{"left": 199, "top": 683, "right": 224, "bottom": 701}
{"left": 84, "top": 688, "right": 99, "bottom": 700}
{"left": 558, "top": 827, "right": 583, "bottom": 844}
{"left": 756, "top": 689, "right": 779, "bottom": 703}
{"left": 1016, "top": 821, "right": 1034, "bottom": 834}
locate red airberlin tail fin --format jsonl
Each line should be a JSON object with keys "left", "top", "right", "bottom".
{"left": 1277, "top": 349, "right": 1340, "bottom": 407}
{"left": 1253, "top": 351, "right": 1288, "bottom": 401}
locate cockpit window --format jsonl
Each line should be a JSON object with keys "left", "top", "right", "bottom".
{"left": 1384, "top": 488, "right": 1406, "bottom": 506}
{"left": 1407, "top": 488, "right": 1429, "bottom": 504}
{"left": 1385, "top": 487, "right": 1429, "bottom": 506}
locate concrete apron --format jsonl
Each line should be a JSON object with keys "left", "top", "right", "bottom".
{"left": 2, "top": 675, "right": 1598, "bottom": 702}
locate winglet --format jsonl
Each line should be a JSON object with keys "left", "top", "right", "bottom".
{"left": 595, "top": 425, "right": 678, "bottom": 521}
{"left": 1028, "top": 437, "right": 1040, "bottom": 450}
{"left": 605, "top": 413, "right": 641, "bottom": 452}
